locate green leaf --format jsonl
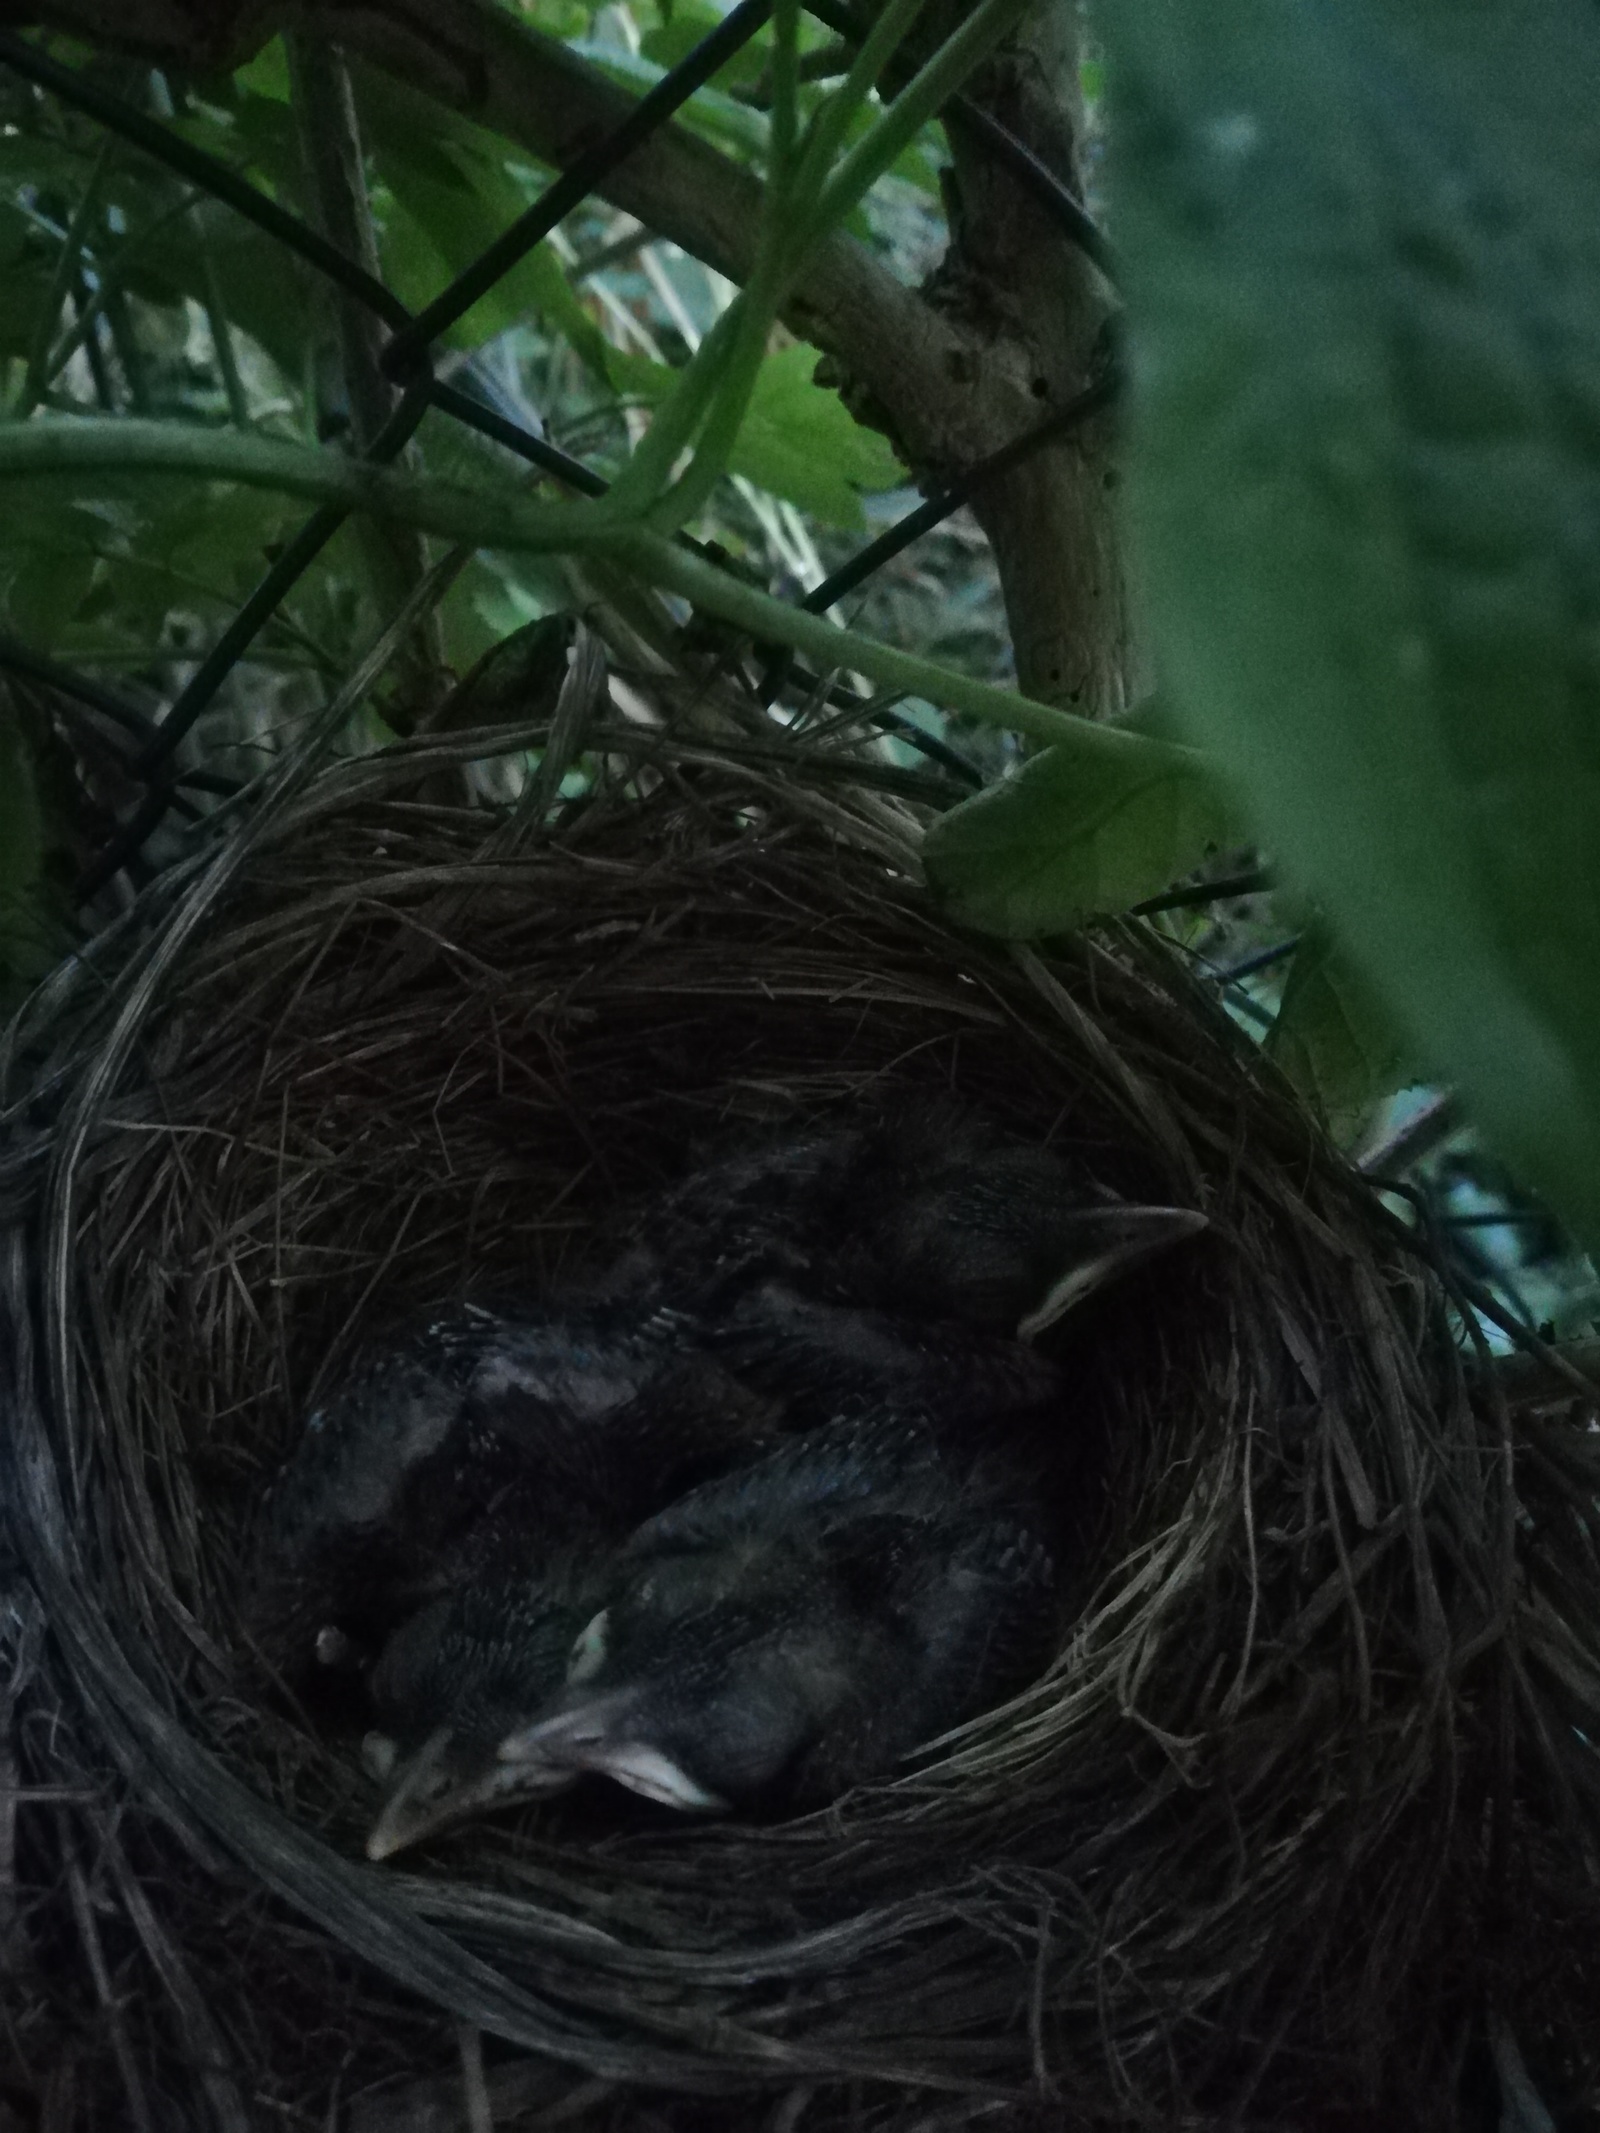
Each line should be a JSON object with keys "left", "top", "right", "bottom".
{"left": 731, "top": 342, "right": 905, "bottom": 525}
{"left": 0, "top": 203, "right": 57, "bottom": 366}
{"left": 643, "top": 4, "right": 769, "bottom": 84}
{"left": 923, "top": 734, "right": 1238, "bottom": 937}
{"left": 512, "top": 0, "right": 599, "bottom": 36}
{"left": 1266, "top": 927, "right": 1413, "bottom": 1146}
{"left": 610, "top": 341, "right": 903, "bottom": 527}
{"left": 126, "top": 200, "right": 311, "bottom": 381}
{"left": 234, "top": 35, "right": 291, "bottom": 102}
{"left": 1103, "top": 0, "right": 1600, "bottom": 1247}
{"left": 360, "top": 78, "right": 608, "bottom": 375}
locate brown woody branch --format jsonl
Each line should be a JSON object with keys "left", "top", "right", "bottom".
{"left": 5, "top": 0, "right": 1123, "bottom": 709}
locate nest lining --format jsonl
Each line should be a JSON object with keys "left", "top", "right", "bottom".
{"left": 2, "top": 724, "right": 1597, "bottom": 2130}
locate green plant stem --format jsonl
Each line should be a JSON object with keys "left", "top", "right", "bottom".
{"left": 38, "top": 189, "right": 201, "bottom": 404}
{"left": 608, "top": 0, "right": 934, "bottom": 537}
{"left": 0, "top": 415, "right": 1212, "bottom": 768}
{"left": 596, "top": 298, "right": 743, "bottom": 520}
{"left": 791, "top": 0, "right": 929, "bottom": 204}
{"left": 769, "top": 0, "right": 801, "bottom": 181}
{"left": 644, "top": 240, "right": 789, "bottom": 533}
{"left": 620, "top": 3, "right": 815, "bottom": 535}
{"left": 201, "top": 246, "right": 250, "bottom": 428}
{"left": 808, "top": 0, "right": 1035, "bottom": 246}
{"left": 646, "top": 0, "right": 1032, "bottom": 534}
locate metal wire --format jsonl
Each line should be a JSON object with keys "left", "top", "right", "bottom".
{"left": 133, "top": 379, "right": 435, "bottom": 781}
{"left": 0, "top": 33, "right": 410, "bottom": 328}
{"left": 1131, "top": 871, "right": 1272, "bottom": 918}
{"left": 798, "top": 0, "right": 1115, "bottom": 279}
{"left": 756, "top": 360, "right": 1121, "bottom": 707}
{"left": 803, "top": 362, "right": 1121, "bottom": 620}
{"left": 380, "top": 0, "right": 777, "bottom": 377}
{"left": 0, "top": 15, "right": 1100, "bottom": 895}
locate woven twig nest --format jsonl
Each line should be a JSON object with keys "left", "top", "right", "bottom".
{"left": 2, "top": 700, "right": 1596, "bottom": 2131}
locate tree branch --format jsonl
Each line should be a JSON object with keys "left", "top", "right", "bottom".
{"left": 924, "top": 0, "right": 1125, "bottom": 711}
{"left": 9, "top": 0, "right": 1041, "bottom": 469}
{"left": 7, "top": 0, "right": 1117, "bottom": 709}
{"left": 351, "top": 2, "right": 1063, "bottom": 466}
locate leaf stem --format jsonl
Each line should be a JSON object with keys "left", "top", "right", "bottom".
{"left": 807, "top": 0, "right": 1035, "bottom": 245}
{"left": 0, "top": 415, "right": 1209, "bottom": 765}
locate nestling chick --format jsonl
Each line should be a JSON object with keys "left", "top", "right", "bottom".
{"left": 348, "top": 1345, "right": 776, "bottom": 1858}
{"left": 832, "top": 1104, "right": 1207, "bottom": 1338}
{"left": 611, "top": 1100, "right": 1205, "bottom": 1338}
{"left": 500, "top": 1412, "right": 1060, "bottom": 1814}
{"left": 362, "top": 1544, "right": 611, "bottom": 1860}
{"left": 705, "top": 1278, "right": 1065, "bottom": 1426}
{"left": 248, "top": 1302, "right": 774, "bottom": 1689}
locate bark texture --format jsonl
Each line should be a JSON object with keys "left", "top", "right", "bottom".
{"left": 928, "top": 2, "right": 1127, "bottom": 711}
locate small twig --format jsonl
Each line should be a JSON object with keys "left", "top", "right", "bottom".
{"left": 457, "top": 2023, "right": 493, "bottom": 2133}
{"left": 60, "top": 1818, "right": 157, "bottom": 2133}
{"left": 201, "top": 245, "right": 250, "bottom": 428}
{"left": 15, "top": 129, "right": 119, "bottom": 417}
{"left": 1493, "top": 1337, "right": 1600, "bottom": 1409}
{"left": 97, "top": 1813, "right": 251, "bottom": 2133}
{"left": 1357, "top": 1089, "right": 1462, "bottom": 1176}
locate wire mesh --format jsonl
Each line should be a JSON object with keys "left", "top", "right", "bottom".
{"left": 0, "top": 7, "right": 1114, "bottom": 896}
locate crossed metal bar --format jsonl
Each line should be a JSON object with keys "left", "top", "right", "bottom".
{"left": 0, "top": 11, "right": 1115, "bottom": 896}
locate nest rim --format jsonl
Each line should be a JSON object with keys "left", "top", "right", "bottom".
{"left": 2, "top": 724, "right": 1594, "bottom": 2129}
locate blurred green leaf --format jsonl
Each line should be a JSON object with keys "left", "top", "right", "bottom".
{"left": 127, "top": 199, "right": 311, "bottom": 380}
{"left": 642, "top": 4, "right": 769, "bottom": 84}
{"left": 1266, "top": 926, "right": 1413, "bottom": 1145}
{"left": 234, "top": 35, "right": 292, "bottom": 102}
{"left": 0, "top": 203, "right": 57, "bottom": 365}
{"left": 360, "top": 75, "right": 609, "bottom": 374}
{"left": 1104, "top": 0, "right": 1600, "bottom": 1246}
{"left": 509, "top": 0, "right": 600, "bottom": 35}
{"left": 923, "top": 734, "right": 1238, "bottom": 936}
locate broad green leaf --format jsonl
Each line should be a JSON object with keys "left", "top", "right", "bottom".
{"left": 234, "top": 36, "right": 291, "bottom": 102}
{"left": 1103, "top": 1, "right": 1600, "bottom": 1246}
{"left": 643, "top": 5, "right": 770, "bottom": 84}
{"left": 922, "top": 734, "right": 1237, "bottom": 937}
{"left": 0, "top": 478, "right": 325, "bottom": 670}
{"left": 125, "top": 194, "right": 311, "bottom": 381}
{"left": 1266, "top": 927, "right": 1413, "bottom": 1146}
{"left": 360, "top": 78, "right": 609, "bottom": 375}
{"left": 610, "top": 341, "right": 903, "bottom": 527}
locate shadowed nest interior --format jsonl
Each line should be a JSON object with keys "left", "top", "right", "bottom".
{"left": 2, "top": 707, "right": 1598, "bottom": 2132}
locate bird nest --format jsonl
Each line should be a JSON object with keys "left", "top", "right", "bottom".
{"left": 2, "top": 685, "right": 1598, "bottom": 2132}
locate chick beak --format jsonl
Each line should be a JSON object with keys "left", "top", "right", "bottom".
{"left": 1019, "top": 1205, "right": 1209, "bottom": 1341}
{"left": 364, "top": 1726, "right": 574, "bottom": 1861}
{"left": 499, "top": 1693, "right": 728, "bottom": 1813}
